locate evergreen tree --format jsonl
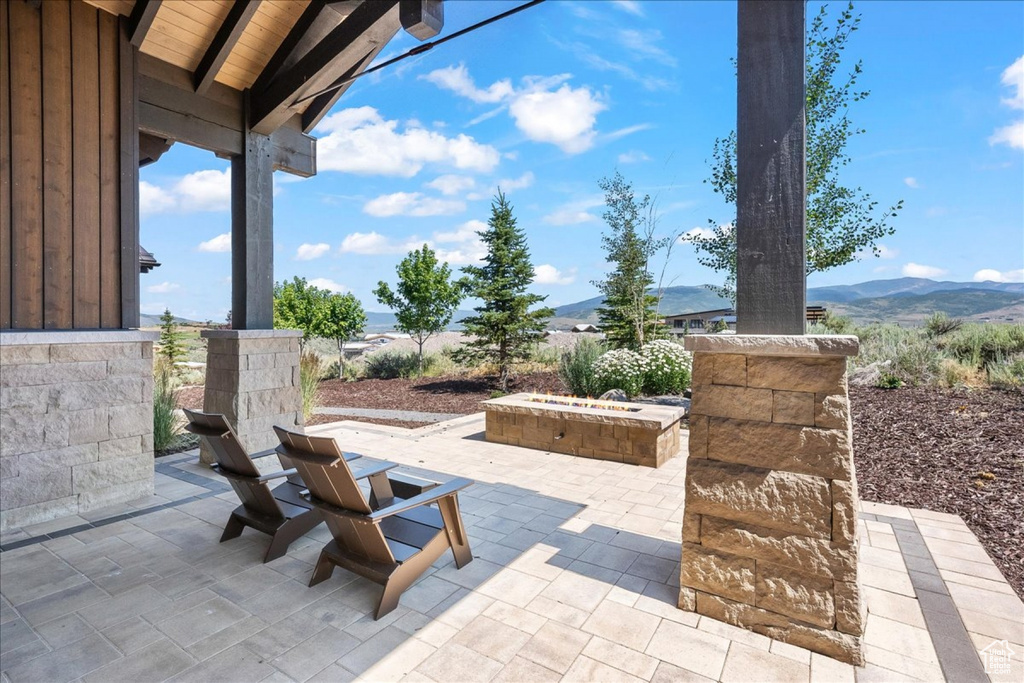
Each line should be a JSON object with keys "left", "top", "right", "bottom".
{"left": 158, "top": 309, "right": 185, "bottom": 370}
{"left": 374, "top": 245, "right": 464, "bottom": 375}
{"left": 457, "top": 192, "right": 553, "bottom": 391}
{"left": 593, "top": 173, "right": 667, "bottom": 350}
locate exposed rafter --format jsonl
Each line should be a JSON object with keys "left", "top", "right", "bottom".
{"left": 249, "top": 0, "right": 399, "bottom": 135}
{"left": 193, "top": 0, "right": 262, "bottom": 95}
{"left": 300, "top": 43, "right": 385, "bottom": 133}
{"left": 249, "top": 0, "right": 328, "bottom": 98}
{"left": 128, "top": 0, "right": 161, "bottom": 48}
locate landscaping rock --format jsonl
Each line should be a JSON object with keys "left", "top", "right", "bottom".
{"left": 598, "top": 389, "right": 628, "bottom": 401}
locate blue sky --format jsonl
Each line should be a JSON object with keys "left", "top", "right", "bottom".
{"left": 139, "top": 0, "right": 1024, "bottom": 322}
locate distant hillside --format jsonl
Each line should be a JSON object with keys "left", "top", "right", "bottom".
{"left": 806, "top": 278, "right": 1023, "bottom": 302}
{"left": 552, "top": 286, "right": 731, "bottom": 326}
{"left": 364, "top": 309, "right": 475, "bottom": 333}
{"left": 140, "top": 313, "right": 202, "bottom": 327}
{"left": 823, "top": 289, "right": 1023, "bottom": 325}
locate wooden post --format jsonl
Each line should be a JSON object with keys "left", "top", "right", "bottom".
{"left": 231, "top": 91, "right": 274, "bottom": 330}
{"left": 735, "top": 0, "right": 806, "bottom": 335}
{"left": 119, "top": 17, "right": 140, "bottom": 329}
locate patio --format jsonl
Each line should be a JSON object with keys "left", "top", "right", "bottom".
{"left": 2, "top": 416, "right": 1020, "bottom": 683}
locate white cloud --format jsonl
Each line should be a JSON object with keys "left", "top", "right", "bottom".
{"left": 876, "top": 244, "right": 899, "bottom": 259}
{"left": 139, "top": 169, "right": 231, "bottom": 214}
{"left": 420, "top": 63, "right": 514, "bottom": 103}
{"left": 989, "top": 120, "right": 1024, "bottom": 150}
{"left": 435, "top": 244, "right": 487, "bottom": 266}
{"left": 509, "top": 79, "right": 606, "bottom": 154}
{"left": 425, "top": 174, "right": 476, "bottom": 196}
{"left": 534, "top": 264, "right": 577, "bottom": 285}
{"left": 315, "top": 107, "right": 500, "bottom": 177}
{"left": 617, "top": 29, "right": 677, "bottom": 67}
{"left": 611, "top": 0, "right": 644, "bottom": 16}
{"left": 1000, "top": 55, "right": 1024, "bottom": 110}
{"left": 498, "top": 172, "right": 535, "bottom": 191}
{"left": 683, "top": 227, "right": 716, "bottom": 241}
{"left": 902, "top": 263, "right": 948, "bottom": 278}
{"left": 433, "top": 221, "right": 487, "bottom": 265}
{"left": 139, "top": 181, "right": 176, "bottom": 215}
{"left": 992, "top": 56, "right": 1024, "bottom": 150}
{"left": 145, "top": 281, "right": 179, "bottom": 294}
{"left": 198, "top": 233, "right": 231, "bottom": 253}
{"left": 618, "top": 150, "right": 651, "bottom": 164}
{"left": 904, "top": 177, "right": 920, "bottom": 188}
{"left": 295, "top": 243, "right": 330, "bottom": 261}
{"left": 140, "top": 302, "right": 167, "bottom": 315}
{"left": 338, "top": 232, "right": 423, "bottom": 255}
{"left": 543, "top": 196, "right": 604, "bottom": 226}
{"left": 434, "top": 220, "right": 486, "bottom": 244}
{"left": 973, "top": 268, "right": 1024, "bottom": 283}
{"left": 308, "top": 278, "right": 349, "bottom": 293}
{"left": 363, "top": 192, "right": 465, "bottom": 217}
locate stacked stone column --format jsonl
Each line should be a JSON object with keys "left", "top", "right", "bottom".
{"left": 678, "top": 335, "right": 863, "bottom": 665}
{"left": 200, "top": 330, "right": 302, "bottom": 464}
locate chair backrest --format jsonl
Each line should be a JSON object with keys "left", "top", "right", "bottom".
{"left": 184, "top": 409, "right": 282, "bottom": 518}
{"left": 275, "top": 426, "right": 395, "bottom": 564}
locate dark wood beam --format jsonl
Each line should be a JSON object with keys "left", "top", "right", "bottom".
{"left": 138, "top": 55, "right": 315, "bottom": 176}
{"left": 128, "top": 0, "right": 161, "bottom": 48}
{"left": 250, "top": 0, "right": 328, "bottom": 97}
{"left": 735, "top": 0, "right": 806, "bottom": 335}
{"left": 194, "top": 0, "right": 262, "bottom": 95}
{"left": 138, "top": 132, "right": 173, "bottom": 167}
{"left": 300, "top": 44, "right": 381, "bottom": 133}
{"left": 119, "top": 17, "right": 140, "bottom": 328}
{"left": 231, "top": 92, "right": 275, "bottom": 330}
{"left": 250, "top": 0, "right": 398, "bottom": 134}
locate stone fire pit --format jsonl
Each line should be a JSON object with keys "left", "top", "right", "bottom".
{"left": 481, "top": 393, "right": 686, "bottom": 467}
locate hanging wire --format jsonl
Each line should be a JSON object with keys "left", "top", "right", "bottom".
{"left": 293, "top": 0, "right": 547, "bottom": 107}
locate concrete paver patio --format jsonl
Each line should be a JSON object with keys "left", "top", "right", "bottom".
{"left": 1, "top": 415, "right": 1021, "bottom": 683}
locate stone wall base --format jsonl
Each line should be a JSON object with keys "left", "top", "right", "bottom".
{"left": 678, "top": 335, "right": 864, "bottom": 665}
{"left": 1, "top": 331, "right": 157, "bottom": 532}
{"left": 200, "top": 329, "right": 302, "bottom": 463}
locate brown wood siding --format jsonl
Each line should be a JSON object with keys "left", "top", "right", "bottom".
{"left": 9, "top": 0, "right": 44, "bottom": 329}
{"left": 71, "top": 0, "right": 102, "bottom": 328}
{"left": 42, "top": 0, "right": 74, "bottom": 329}
{"left": 0, "top": 1, "right": 10, "bottom": 328}
{"left": 1, "top": 1, "right": 138, "bottom": 330}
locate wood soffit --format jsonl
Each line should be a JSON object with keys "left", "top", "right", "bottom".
{"left": 83, "top": 0, "right": 398, "bottom": 135}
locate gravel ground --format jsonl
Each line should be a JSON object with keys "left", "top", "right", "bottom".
{"left": 849, "top": 386, "right": 1023, "bottom": 599}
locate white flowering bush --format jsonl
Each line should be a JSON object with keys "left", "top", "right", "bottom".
{"left": 641, "top": 340, "right": 692, "bottom": 395}
{"left": 593, "top": 348, "right": 645, "bottom": 398}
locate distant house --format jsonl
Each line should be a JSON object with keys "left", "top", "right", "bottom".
{"left": 572, "top": 323, "right": 601, "bottom": 333}
{"left": 663, "top": 306, "right": 827, "bottom": 335}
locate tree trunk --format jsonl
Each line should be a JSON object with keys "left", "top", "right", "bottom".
{"left": 418, "top": 338, "right": 424, "bottom": 376}
{"left": 337, "top": 339, "right": 345, "bottom": 379}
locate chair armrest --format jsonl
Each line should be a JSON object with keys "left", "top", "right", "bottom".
{"left": 367, "top": 477, "right": 473, "bottom": 521}
{"left": 351, "top": 461, "right": 398, "bottom": 480}
{"left": 210, "top": 463, "right": 298, "bottom": 483}
{"left": 249, "top": 448, "right": 280, "bottom": 460}
{"left": 257, "top": 468, "right": 298, "bottom": 482}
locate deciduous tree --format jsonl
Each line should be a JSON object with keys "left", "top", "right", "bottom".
{"left": 320, "top": 293, "right": 368, "bottom": 375}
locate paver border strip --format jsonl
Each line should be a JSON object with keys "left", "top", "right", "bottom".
{"left": 861, "top": 512, "right": 989, "bottom": 683}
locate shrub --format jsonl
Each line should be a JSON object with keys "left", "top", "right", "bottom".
{"left": 876, "top": 373, "right": 902, "bottom": 389}
{"left": 988, "top": 356, "right": 1024, "bottom": 389}
{"left": 489, "top": 390, "right": 507, "bottom": 399}
{"left": 593, "top": 348, "right": 645, "bottom": 398}
{"left": 559, "top": 337, "right": 604, "bottom": 397}
{"left": 364, "top": 350, "right": 428, "bottom": 379}
{"left": 938, "top": 359, "right": 985, "bottom": 388}
{"left": 924, "top": 311, "right": 963, "bottom": 337}
{"left": 821, "top": 312, "right": 855, "bottom": 334}
{"left": 299, "top": 351, "right": 322, "bottom": 421}
{"left": 153, "top": 365, "right": 180, "bottom": 452}
{"left": 943, "top": 323, "right": 1024, "bottom": 367}
{"left": 640, "top": 340, "right": 692, "bottom": 395}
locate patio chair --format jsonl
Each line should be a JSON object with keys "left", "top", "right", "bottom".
{"left": 273, "top": 426, "right": 474, "bottom": 619}
{"left": 183, "top": 409, "right": 349, "bottom": 562}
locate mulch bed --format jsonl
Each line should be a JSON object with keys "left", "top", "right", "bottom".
{"left": 305, "top": 414, "right": 433, "bottom": 430}
{"left": 850, "top": 386, "right": 1023, "bottom": 599}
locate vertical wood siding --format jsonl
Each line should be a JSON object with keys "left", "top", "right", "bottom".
{"left": 1, "top": 0, "right": 138, "bottom": 330}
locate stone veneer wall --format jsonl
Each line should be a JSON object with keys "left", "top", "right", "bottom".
{"left": 200, "top": 329, "right": 302, "bottom": 464}
{"left": 0, "top": 331, "right": 158, "bottom": 531}
{"left": 485, "top": 409, "right": 681, "bottom": 468}
{"left": 677, "top": 335, "right": 863, "bottom": 665}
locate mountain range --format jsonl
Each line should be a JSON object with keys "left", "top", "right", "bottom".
{"left": 141, "top": 278, "right": 1023, "bottom": 330}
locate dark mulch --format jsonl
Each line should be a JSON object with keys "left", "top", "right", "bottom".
{"left": 315, "top": 372, "right": 568, "bottom": 415}
{"left": 176, "top": 386, "right": 204, "bottom": 411}
{"left": 850, "top": 386, "right": 1023, "bottom": 599}
{"left": 305, "top": 414, "right": 434, "bottom": 430}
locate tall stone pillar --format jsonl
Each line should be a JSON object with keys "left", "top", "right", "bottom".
{"left": 678, "top": 335, "right": 863, "bottom": 665}
{"left": 200, "top": 329, "right": 302, "bottom": 464}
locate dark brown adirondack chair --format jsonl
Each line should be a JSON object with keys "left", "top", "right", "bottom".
{"left": 183, "top": 409, "right": 346, "bottom": 562}
{"left": 274, "top": 426, "right": 474, "bottom": 619}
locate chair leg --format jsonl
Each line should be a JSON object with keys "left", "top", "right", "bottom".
{"left": 375, "top": 579, "right": 404, "bottom": 620}
{"left": 263, "top": 511, "right": 321, "bottom": 563}
{"left": 437, "top": 495, "right": 473, "bottom": 568}
{"left": 220, "top": 513, "right": 246, "bottom": 543}
{"left": 309, "top": 550, "right": 335, "bottom": 586}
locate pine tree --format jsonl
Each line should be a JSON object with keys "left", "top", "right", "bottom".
{"left": 593, "top": 173, "right": 667, "bottom": 350}
{"left": 158, "top": 309, "right": 185, "bottom": 370}
{"left": 457, "top": 192, "right": 553, "bottom": 391}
